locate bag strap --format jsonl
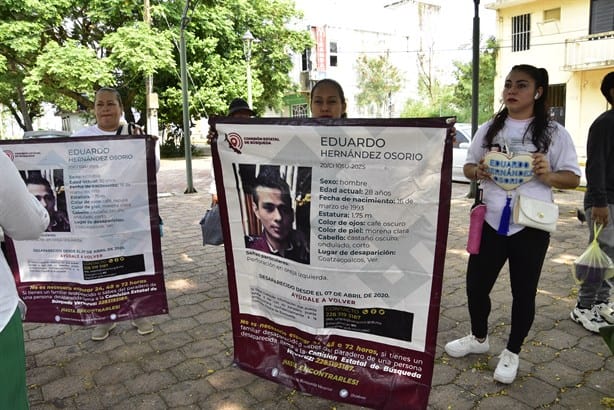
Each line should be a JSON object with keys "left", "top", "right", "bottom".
{"left": 471, "top": 184, "right": 483, "bottom": 209}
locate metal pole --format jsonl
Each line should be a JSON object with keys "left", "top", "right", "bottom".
{"left": 242, "top": 30, "right": 254, "bottom": 108}
{"left": 180, "top": 0, "right": 196, "bottom": 193}
{"left": 468, "top": 0, "right": 480, "bottom": 199}
{"left": 144, "top": 0, "right": 159, "bottom": 138}
{"left": 246, "top": 58, "right": 253, "bottom": 108}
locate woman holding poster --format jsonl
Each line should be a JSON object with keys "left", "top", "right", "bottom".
{"left": 444, "top": 65, "right": 581, "bottom": 384}
{"left": 72, "top": 87, "right": 156, "bottom": 341}
{"left": 0, "top": 152, "right": 50, "bottom": 409}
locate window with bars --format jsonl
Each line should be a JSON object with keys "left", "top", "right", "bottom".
{"left": 329, "top": 41, "right": 338, "bottom": 67}
{"left": 512, "top": 14, "right": 531, "bottom": 52}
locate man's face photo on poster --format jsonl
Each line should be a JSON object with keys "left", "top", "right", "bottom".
{"left": 239, "top": 164, "right": 311, "bottom": 265}
{"left": 23, "top": 170, "right": 71, "bottom": 233}
{"left": 252, "top": 185, "right": 295, "bottom": 249}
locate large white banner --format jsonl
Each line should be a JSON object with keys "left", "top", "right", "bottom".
{"left": 212, "top": 117, "right": 453, "bottom": 409}
{"left": 1, "top": 136, "right": 166, "bottom": 325}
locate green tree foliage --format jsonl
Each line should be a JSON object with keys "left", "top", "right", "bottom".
{"left": 355, "top": 54, "right": 402, "bottom": 117}
{"left": 449, "top": 36, "right": 498, "bottom": 125}
{"left": 0, "top": 0, "right": 312, "bottom": 132}
{"left": 401, "top": 36, "right": 497, "bottom": 124}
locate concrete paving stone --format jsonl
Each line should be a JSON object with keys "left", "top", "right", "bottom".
{"left": 556, "top": 384, "right": 609, "bottom": 409}
{"left": 26, "top": 386, "right": 44, "bottom": 406}
{"left": 453, "top": 362, "right": 505, "bottom": 397}
{"left": 182, "top": 338, "right": 227, "bottom": 359}
{"left": 26, "top": 323, "right": 68, "bottom": 339}
{"left": 439, "top": 305, "right": 469, "bottom": 323}
{"left": 206, "top": 365, "right": 261, "bottom": 391}
{"left": 534, "top": 327, "right": 580, "bottom": 350}
{"left": 189, "top": 320, "right": 231, "bottom": 340}
{"left": 197, "top": 389, "right": 259, "bottom": 409}
{"left": 93, "top": 361, "right": 143, "bottom": 385}
{"left": 33, "top": 343, "right": 87, "bottom": 367}
{"left": 93, "top": 383, "right": 132, "bottom": 407}
{"left": 537, "top": 299, "right": 573, "bottom": 321}
{"left": 584, "top": 367, "right": 614, "bottom": 395}
{"left": 187, "top": 320, "right": 224, "bottom": 338}
{"left": 63, "top": 352, "right": 112, "bottom": 375}
{"left": 434, "top": 316, "right": 457, "bottom": 335}
{"left": 112, "top": 394, "right": 168, "bottom": 410}
{"left": 107, "top": 341, "right": 155, "bottom": 363}
{"left": 530, "top": 313, "right": 558, "bottom": 332}
{"left": 24, "top": 336, "right": 55, "bottom": 355}
{"left": 27, "top": 364, "right": 64, "bottom": 390}
{"left": 72, "top": 392, "right": 104, "bottom": 410}
{"left": 169, "top": 359, "right": 211, "bottom": 381}
{"left": 125, "top": 370, "right": 178, "bottom": 395}
{"left": 193, "top": 308, "right": 229, "bottom": 325}
{"left": 430, "top": 362, "right": 458, "bottom": 386}
{"left": 427, "top": 384, "right": 478, "bottom": 410}
{"left": 293, "top": 392, "right": 363, "bottom": 410}
{"left": 41, "top": 374, "right": 92, "bottom": 401}
{"left": 557, "top": 346, "right": 607, "bottom": 371}
{"left": 245, "top": 377, "right": 302, "bottom": 403}
{"left": 160, "top": 379, "right": 215, "bottom": 407}
{"left": 158, "top": 316, "right": 200, "bottom": 334}
{"left": 173, "top": 292, "right": 212, "bottom": 306}
{"left": 477, "top": 394, "right": 534, "bottom": 410}
{"left": 148, "top": 330, "right": 195, "bottom": 352}
{"left": 532, "top": 360, "right": 586, "bottom": 388}
{"left": 140, "top": 349, "right": 188, "bottom": 373}
{"left": 518, "top": 341, "right": 558, "bottom": 365}
{"left": 505, "top": 376, "right": 560, "bottom": 407}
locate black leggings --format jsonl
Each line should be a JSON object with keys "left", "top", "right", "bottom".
{"left": 466, "top": 223, "right": 550, "bottom": 354}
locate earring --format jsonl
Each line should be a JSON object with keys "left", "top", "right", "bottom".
{"left": 534, "top": 93, "right": 539, "bottom": 100}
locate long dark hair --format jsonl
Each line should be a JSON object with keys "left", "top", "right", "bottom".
{"left": 483, "top": 64, "right": 552, "bottom": 153}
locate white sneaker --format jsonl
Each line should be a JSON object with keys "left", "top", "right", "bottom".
{"left": 570, "top": 305, "right": 607, "bottom": 333}
{"left": 595, "top": 302, "right": 614, "bottom": 324}
{"left": 493, "top": 349, "right": 519, "bottom": 384}
{"left": 444, "top": 334, "right": 489, "bottom": 358}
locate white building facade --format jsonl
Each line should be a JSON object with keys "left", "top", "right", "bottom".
{"left": 487, "top": 0, "right": 614, "bottom": 159}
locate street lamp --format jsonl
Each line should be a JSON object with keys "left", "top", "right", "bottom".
{"left": 242, "top": 30, "right": 255, "bottom": 108}
{"left": 180, "top": 0, "right": 196, "bottom": 193}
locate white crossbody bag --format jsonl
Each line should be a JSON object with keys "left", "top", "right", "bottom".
{"left": 512, "top": 194, "right": 558, "bottom": 233}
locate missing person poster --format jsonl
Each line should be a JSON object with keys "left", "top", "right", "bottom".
{"left": 0, "top": 136, "right": 166, "bottom": 325}
{"left": 211, "top": 117, "right": 453, "bottom": 409}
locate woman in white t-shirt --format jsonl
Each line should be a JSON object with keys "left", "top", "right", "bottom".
{"left": 72, "top": 87, "right": 156, "bottom": 341}
{"left": 444, "top": 65, "right": 581, "bottom": 384}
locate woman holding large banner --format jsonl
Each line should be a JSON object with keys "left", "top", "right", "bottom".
{"left": 0, "top": 151, "right": 49, "bottom": 409}
{"left": 72, "top": 87, "right": 156, "bottom": 341}
{"left": 445, "top": 65, "right": 581, "bottom": 384}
